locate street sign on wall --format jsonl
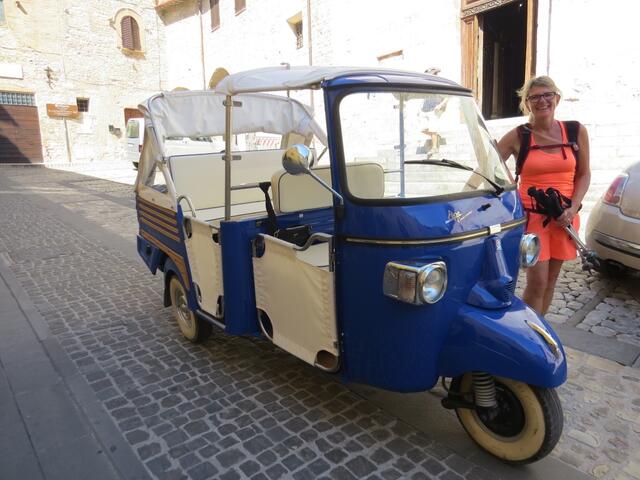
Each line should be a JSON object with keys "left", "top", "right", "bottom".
{"left": 46, "top": 103, "right": 79, "bottom": 118}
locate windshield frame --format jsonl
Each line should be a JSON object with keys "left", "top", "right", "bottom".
{"left": 330, "top": 85, "right": 516, "bottom": 206}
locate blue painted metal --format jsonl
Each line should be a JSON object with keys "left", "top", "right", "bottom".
{"left": 438, "top": 297, "right": 567, "bottom": 388}
{"left": 320, "top": 85, "right": 566, "bottom": 392}
{"left": 220, "top": 207, "right": 334, "bottom": 336}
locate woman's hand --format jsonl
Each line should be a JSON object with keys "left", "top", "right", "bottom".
{"left": 555, "top": 205, "right": 578, "bottom": 228}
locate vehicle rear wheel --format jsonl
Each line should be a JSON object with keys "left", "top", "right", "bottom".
{"left": 169, "top": 276, "right": 212, "bottom": 343}
{"left": 452, "top": 374, "right": 563, "bottom": 464}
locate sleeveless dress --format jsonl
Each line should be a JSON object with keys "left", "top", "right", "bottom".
{"left": 518, "top": 121, "right": 579, "bottom": 261}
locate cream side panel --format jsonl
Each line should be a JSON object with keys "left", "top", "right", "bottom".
{"left": 137, "top": 185, "right": 175, "bottom": 211}
{"left": 253, "top": 236, "right": 337, "bottom": 366}
{"left": 184, "top": 218, "right": 223, "bottom": 316}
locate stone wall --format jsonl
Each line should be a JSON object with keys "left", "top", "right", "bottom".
{"left": 0, "top": 0, "right": 166, "bottom": 165}
{"left": 166, "top": 0, "right": 639, "bottom": 209}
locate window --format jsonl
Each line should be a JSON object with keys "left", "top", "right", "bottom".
{"left": 0, "top": 91, "right": 35, "bottom": 106}
{"left": 339, "top": 91, "right": 511, "bottom": 201}
{"left": 287, "top": 13, "right": 303, "bottom": 49}
{"left": 0, "top": 0, "right": 5, "bottom": 24}
{"left": 294, "top": 21, "right": 303, "bottom": 49}
{"left": 461, "top": 0, "right": 536, "bottom": 119}
{"left": 76, "top": 98, "right": 89, "bottom": 112}
{"left": 210, "top": 0, "right": 220, "bottom": 29}
{"left": 121, "top": 16, "right": 141, "bottom": 51}
{"left": 235, "top": 0, "right": 246, "bottom": 15}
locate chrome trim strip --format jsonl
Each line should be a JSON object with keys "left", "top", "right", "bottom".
{"left": 593, "top": 230, "right": 640, "bottom": 258}
{"left": 344, "top": 217, "right": 526, "bottom": 246}
{"left": 526, "top": 320, "right": 561, "bottom": 358}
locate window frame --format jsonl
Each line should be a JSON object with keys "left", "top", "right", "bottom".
{"left": 121, "top": 15, "right": 142, "bottom": 51}
{"left": 76, "top": 98, "right": 89, "bottom": 113}
{"left": 460, "top": 0, "right": 537, "bottom": 117}
{"left": 294, "top": 21, "right": 303, "bottom": 49}
{"left": 235, "top": 0, "right": 246, "bottom": 15}
{"left": 210, "top": 0, "right": 220, "bottom": 30}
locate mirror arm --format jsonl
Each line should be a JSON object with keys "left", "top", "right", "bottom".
{"left": 308, "top": 170, "right": 344, "bottom": 205}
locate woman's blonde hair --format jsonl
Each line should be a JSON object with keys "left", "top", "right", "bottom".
{"left": 518, "top": 76, "right": 561, "bottom": 116}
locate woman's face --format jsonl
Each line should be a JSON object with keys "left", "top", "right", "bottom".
{"left": 526, "top": 85, "right": 559, "bottom": 121}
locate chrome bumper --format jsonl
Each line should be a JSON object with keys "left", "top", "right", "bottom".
{"left": 591, "top": 230, "right": 640, "bottom": 259}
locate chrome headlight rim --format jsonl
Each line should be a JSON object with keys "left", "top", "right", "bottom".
{"left": 417, "top": 261, "right": 448, "bottom": 304}
{"left": 519, "top": 233, "right": 540, "bottom": 268}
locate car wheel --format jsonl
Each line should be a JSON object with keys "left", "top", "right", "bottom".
{"left": 169, "top": 276, "right": 212, "bottom": 343}
{"left": 452, "top": 374, "right": 563, "bottom": 464}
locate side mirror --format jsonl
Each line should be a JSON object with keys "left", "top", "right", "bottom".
{"left": 281, "top": 144, "right": 344, "bottom": 206}
{"left": 282, "top": 144, "right": 313, "bottom": 175}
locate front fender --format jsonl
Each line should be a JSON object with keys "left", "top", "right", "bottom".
{"left": 438, "top": 297, "right": 567, "bottom": 388}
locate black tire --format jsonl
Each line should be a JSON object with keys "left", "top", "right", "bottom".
{"left": 452, "top": 374, "right": 563, "bottom": 464}
{"left": 168, "top": 276, "right": 212, "bottom": 343}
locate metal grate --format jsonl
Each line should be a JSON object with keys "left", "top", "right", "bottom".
{"left": 295, "top": 22, "right": 303, "bottom": 49}
{"left": 76, "top": 98, "right": 89, "bottom": 112}
{"left": 0, "top": 91, "right": 35, "bottom": 106}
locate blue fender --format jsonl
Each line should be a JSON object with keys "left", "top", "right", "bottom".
{"left": 162, "top": 258, "right": 198, "bottom": 311}
{"left": 438, "top": 297, "right": 567, "bottom": 388}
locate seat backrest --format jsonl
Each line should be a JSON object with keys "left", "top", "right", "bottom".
{"left": 271, "top": 163, "right": 385, "bottom": 213}
{"left": 169, "top": 149, "right": 287, "bottom": 211}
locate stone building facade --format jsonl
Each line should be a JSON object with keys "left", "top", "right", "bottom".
{"left": 157, "top": 0, "right": 640, "bottom": 207}
{"left": 0, "top": 0, "right": 165, "bottom": 165}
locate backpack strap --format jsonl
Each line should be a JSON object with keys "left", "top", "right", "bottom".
{"left": 515, "top": 123, "right": 532, "bottom": 180}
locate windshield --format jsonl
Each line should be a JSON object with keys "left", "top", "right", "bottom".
{"left": 338, "top": 91, "right": 513, "bottom": 201}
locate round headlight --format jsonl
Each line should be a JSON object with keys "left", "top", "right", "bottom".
{"left": 418, "top": 262, "right": 447, "bottom": 304}
{"left": 520, "top": 233, "right": 540, "bottom": 267}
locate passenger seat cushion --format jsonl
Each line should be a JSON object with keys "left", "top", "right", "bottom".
{"left": 271, "top": 163, "right": 384, "bottom": 213}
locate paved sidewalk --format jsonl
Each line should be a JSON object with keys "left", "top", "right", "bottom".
{"left": 0, "top": 252, "right": 149, "bottom": 480}
{"left": 1, "top": 165, "right": 639, "bottom": 480}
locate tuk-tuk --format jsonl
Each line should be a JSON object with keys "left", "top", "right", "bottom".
{"left": 134, "top": 66, "right": 566, "bottom": 464}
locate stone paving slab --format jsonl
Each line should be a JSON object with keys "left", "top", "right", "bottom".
{"left": 1, "top": 168, "right": 494, "bottom": 479}
{"left": 1, "top": 165, "right": 639, "bottom": 480}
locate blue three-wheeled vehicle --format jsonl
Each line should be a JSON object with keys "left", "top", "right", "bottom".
{"left": 135, "top": 66, "right": 566, "bottom": 464}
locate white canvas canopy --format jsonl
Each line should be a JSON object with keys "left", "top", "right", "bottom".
{"left": 135, "top": 89, "right": 326, "bottom": 191}
{"left": 214, "top": 65, "right": 458, "bottom": 95}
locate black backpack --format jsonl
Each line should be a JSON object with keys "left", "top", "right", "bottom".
{"left": 515, "top": 120, "right": 581, "bottom": 179}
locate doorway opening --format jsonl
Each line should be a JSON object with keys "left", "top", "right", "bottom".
{"left": 480, "top": 1, "right": 527, "bottom": 119}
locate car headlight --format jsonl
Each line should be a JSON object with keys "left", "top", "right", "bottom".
{"left": 519, "top": 233, "right": 540, "bottom": 268}
{"left": 383, "top": 261, "right": 447, "bottom": 305}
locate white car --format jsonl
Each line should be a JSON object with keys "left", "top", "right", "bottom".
{"left": 126, "top": 118, "right": 144, "bottom": 169}
{"left": 126, "top": 117, "right": 223, "bottom": 169}
{"left": 586, "top": 160, "right": 640, "bottom": 273}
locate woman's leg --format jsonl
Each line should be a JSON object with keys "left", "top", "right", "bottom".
{"left": 523, "top": 260, "right": 549, "bottom": 313}
{"left": 541, "top": 259, "right": 564, "bottom": 315}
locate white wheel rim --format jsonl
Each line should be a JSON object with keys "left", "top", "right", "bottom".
{"left": 172, "top": 279, "right": 196, "bottom": 338}
{"left": 457, "top": 375, "right": 546, "bottom": 462}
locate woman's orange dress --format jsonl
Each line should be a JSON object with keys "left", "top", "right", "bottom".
{"left": 518, "top": 121, "right": 579, "bottom": 261}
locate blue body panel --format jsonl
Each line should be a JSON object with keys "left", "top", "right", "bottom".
{"left": 135, "top": 197, "right": 198, "bottom": 309}
{"left": 320, "top": 86, "right": 566, "bottom": 392}
{"left": 220, "top": 207, "right": 334, "bottom": 336}
{"left": 438, "top": 297, "right": 566, "bottom": 388}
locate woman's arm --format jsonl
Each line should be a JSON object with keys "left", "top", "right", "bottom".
{"left": 557, "top": 124, "right": 591, "bottom": 227}
{"left": 497, "top": 128, "right": 520, "bottom": 162}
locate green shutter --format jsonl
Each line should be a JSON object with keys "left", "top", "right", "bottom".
{"left": 0, "top": 0, "right": 6, "bottom": 23}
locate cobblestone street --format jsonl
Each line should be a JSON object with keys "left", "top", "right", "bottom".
{"left": 1, "top": 166, "right": 639, "bottom": 480}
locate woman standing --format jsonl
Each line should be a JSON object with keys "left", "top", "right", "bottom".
{"left": 498, "top": 76, "right": 591, "bottom": 315}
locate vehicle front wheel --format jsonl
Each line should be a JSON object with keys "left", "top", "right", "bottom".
{"left": 168, "top": 276, "right": 212, "bottom": 343}
{"left": 452, "top": 374, "right": 563, "bottom": 464}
